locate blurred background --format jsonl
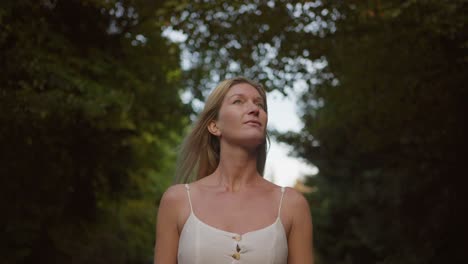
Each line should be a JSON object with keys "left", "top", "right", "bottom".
{"left": 1, "top": 0, "right": 466, "bottom": 263}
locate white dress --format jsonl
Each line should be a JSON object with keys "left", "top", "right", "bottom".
{"left": 177, "top": 184, "right": 288, "bottom": 264}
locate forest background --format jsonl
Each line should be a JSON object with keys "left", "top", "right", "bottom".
{"left": 1, "top": 1, "right": 466, "bottom": 263}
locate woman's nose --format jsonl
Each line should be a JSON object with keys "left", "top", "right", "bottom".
{"left": 247, "top": 102, "right": 260, "bottom": 115}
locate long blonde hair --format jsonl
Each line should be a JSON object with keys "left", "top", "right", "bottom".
{"left": 175, "top": 76, "right": 269, "bottom": 183}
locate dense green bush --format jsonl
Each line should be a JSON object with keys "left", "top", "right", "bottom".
{"left": 0, "top": 1, "right": 187, "bottom": 263}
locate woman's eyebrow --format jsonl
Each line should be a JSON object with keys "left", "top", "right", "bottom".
{"left": 228, "top": 94, "right": 262, "bottom": 101}
{"left": 228, "top": 93, "right": 244, "bottom": 98}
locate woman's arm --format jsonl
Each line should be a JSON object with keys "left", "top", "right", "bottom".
{"left": 154, "top": 185, "right": 184, "bottom": 264}
{"left": 287, "top": 188, "right": 314, "bottom": 264}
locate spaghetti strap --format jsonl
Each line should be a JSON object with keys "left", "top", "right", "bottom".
{"left": 184, "top": 184, "right": 193, "bottom": 213}
{"left": 277, "top": 187, "right": 286, "bottom": 217}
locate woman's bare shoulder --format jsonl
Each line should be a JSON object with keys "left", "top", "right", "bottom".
{"left": 257, "top": 177, "right": 284, "bottom": 190}
{"left": 283, "top": 187, "right": 311, "bottom": 214}
{"left": 159, "top": 183, "right": 187, "bottom": 206}
{"left": 283, "top": 186, "right": 309, "bottom": 201}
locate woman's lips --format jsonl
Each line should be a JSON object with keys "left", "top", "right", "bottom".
{"left": 244, "top": 120, "right": 262, "bottom": 126}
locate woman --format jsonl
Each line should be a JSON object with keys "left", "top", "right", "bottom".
{"left": 154, "top": 77, "right": 313, "bottom": 264}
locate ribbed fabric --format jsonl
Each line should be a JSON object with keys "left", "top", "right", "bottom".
{"left": 177, "top": 184, "right": 288, "bottom": 264}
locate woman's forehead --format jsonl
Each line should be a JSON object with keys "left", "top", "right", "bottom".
{"left": 226, "top": 83, "right": 262, "bottom": 98}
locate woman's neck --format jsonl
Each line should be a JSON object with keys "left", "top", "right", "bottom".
{"left": 212, "top": 144, "right": 261, "bottom": 192}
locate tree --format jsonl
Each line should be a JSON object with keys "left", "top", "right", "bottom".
{"left": 0, "top": 1, "right": 188, "bottom": 263}
{"left": 284, "top": 1, "right": 466, "bottom": 263}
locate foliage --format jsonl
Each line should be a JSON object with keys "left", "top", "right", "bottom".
{"left": 164, "top": 0, "right": 467, "bottom": 263}
{"left": 288, "top": 1, "right": 466, "bottom": 263}
{"left": 161, "top": 0, "right": 334, "bottom": 97}
{"left": 0, "top": 0, "right": 188, "bottom": 263}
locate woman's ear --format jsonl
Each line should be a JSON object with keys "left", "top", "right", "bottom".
{"left": 207, "top": 120, "right": 221, "bottom": 136}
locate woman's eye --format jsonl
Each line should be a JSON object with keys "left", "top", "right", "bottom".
{"left": 233, "top": 99, "right": 242, "bottom": 104}
{"left": 257, "top": 103, "right": 265, "bottom": 109}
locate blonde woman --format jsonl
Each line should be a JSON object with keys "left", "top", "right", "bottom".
{"left": 154, "top": 77, "right": 313, "bottom": 264}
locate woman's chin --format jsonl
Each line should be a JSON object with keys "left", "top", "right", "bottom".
{"left": 223, "top": 133, "right": 266, "bottom": 149}
{"left": 239, "top": 137, "right": 266, "bottom": 149}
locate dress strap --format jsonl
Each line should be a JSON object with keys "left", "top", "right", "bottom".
{"left": 277, "top": 187, "right": 286, "bottom": 217}
{"left": 184, "top": 184, "right": 193, "bottom": 213}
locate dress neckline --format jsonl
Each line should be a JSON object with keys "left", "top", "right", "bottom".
{"left": 186, "top": 211, "right": 285, "bottom": 237}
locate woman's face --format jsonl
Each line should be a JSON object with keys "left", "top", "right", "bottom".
{"left": 213, "top": 82, "right": 268, "bottom": 148}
